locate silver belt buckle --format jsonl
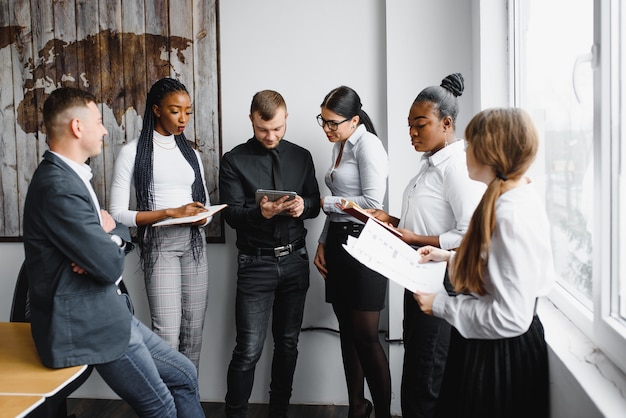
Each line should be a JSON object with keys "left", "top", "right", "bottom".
{"left": 274, "top": 244, "right": 292, "bottom": 257}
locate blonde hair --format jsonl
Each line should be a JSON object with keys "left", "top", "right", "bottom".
{"left": 450, "top": 108, "right": 539, "bottom": 295}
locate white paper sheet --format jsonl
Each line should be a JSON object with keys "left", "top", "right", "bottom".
{"left": 342, "top": 219, "right": 447, "bottom": 293}
{"left": 152, "top": 204, "right": 227, "bottom": 227}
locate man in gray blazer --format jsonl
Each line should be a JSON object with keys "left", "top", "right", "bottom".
{"left": 22, "top": 87, "right": 205, "bottom": 418}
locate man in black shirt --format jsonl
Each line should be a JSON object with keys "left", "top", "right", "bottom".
{"left": 219, "top": 90, "right": 320, "bottom": 418}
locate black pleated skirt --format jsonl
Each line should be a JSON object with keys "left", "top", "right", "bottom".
{"left": 436, "top": 316, "right": 549, "bottom": 418}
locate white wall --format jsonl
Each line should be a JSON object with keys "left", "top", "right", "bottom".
{"left": 384, "top": 1, "right": 474, "bottom": 413}
{"left": 0, "top": 0, "right": 472, "bottom": 413}
{"left": 215, "top": 0, "right": 388, "bottom": 406}
{"left": 0, "top": 0, "right": 394, "bottom": 409}
{"left": 1, "top": 0, "right": 614, "bottom": 416}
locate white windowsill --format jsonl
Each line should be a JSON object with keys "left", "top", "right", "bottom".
{"left": 538, "top": 298, "right": 626, "bottom": 417}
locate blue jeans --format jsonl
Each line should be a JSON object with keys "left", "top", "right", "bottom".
{"left": 96, "top": 316, "right": 204, "bottom": 418}
{"left": 225, "top": 248, "right": 310, "bottom": 418}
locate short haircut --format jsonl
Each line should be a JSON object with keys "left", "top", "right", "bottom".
{"left": 250, "top": 90, "right": 286, "bottom": 121}
{"left": 43, "top": 87, "right": 97, "bottom": 134}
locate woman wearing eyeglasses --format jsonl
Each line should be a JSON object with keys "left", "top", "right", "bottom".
{"left": 313, "top": 86, "right": 390, "bottom": 418}
{"left": 368, "top": 73, "right": 485, "bottom": 418}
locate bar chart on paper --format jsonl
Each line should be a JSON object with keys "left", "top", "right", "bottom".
{"left": 343, "top": 219, "right": 447, "bottom": 293}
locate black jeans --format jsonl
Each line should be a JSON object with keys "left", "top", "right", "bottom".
{"left": 225, "top": 248, "right": 310, "bottom": 418}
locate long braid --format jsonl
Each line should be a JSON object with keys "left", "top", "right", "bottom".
{"left": 134, "top": 78, "right": 206, "bottom": 277}
{"left": 175, "top": 133, "right": 206, "bottom": 262}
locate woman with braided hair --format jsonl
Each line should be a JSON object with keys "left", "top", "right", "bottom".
{"left": 414, "top": 108, "right": 554, "bottom": 417}
{"left": 369, "top": 73, "right": 485, "bottom": 417}
{"left": 110, "top": 77, "right": 210, "bottom": 369}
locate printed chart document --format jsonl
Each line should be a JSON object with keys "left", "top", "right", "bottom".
{"left": 343, "top": 219, "right": 447, "bottom": 293}
{"left": 152, "top": 204, "right": 228, "bottom": 227}
{"left": 337, "top": 199, "right": 403, "bottom": 238}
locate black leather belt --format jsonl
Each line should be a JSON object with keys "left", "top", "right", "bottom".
{"left": 240, "top": 238, "right": 306, "bottom": 257}
{"left": 329, "top": 221, "right": 364, "bottom": 235}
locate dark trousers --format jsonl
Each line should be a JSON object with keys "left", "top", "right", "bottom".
{"left": 401, "top": 289, "right": 451, "bottom": 418}
{"left": 225, "top": 248, "right": 310, "bottom": 418}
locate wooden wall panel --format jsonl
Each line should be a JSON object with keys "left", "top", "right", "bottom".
{"left": 98, "top": 0, "right": 125, "bottom": 207}
{"left": 0, "top": 0, "right": 223, "bottom": 241}
{"left": 121, "top": 0, "right": 147, "bottom": 147}
{"left": 0, "top": 0, "right": 17, "bottom": 237}
{"left": 193, "top": 0, "right": 222, "bottom": 239}
{"left": 10, "top": 0, "right": 36, "bottom": 238}
{"left": 169, "top": 0, "right": 196, "bottom": 145}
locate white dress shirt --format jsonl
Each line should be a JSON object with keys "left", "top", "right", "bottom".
{"left": 398, "top": 140, "right": 485, "bottom": 249}
{"left": 319, "top": 124, "right": 388, "bottom": 243}
{"left": 432, "top": 181, "right": 556, "bottom": 339}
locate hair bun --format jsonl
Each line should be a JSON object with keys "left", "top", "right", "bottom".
{"left": 441, "top": 73, "right": 464, "bottom": 97}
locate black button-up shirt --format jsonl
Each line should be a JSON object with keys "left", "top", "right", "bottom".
{"left": 219, "top": 137, "right": 321, "bottom": 250}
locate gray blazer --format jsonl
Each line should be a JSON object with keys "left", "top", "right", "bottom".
{"left": 23, "top": 151, "right": 132, "bottom": 368}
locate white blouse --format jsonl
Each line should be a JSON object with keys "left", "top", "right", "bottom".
{"left": 432, "top": 181, "right": 556, "bottom": 339}
{"left": 318, "top": 124, "right": 388, "bottom": 244}
{"left": 398, "top": 140, "right": 485, "bottom": 250}
{"left": 109, "top": 131, "right": 209, "bottom": 227}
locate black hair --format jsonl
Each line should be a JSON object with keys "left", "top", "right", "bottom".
{"left": 320, "top": 86, "right": 377, "bottom": 135}
{"left": 134, "top": 77, "right": 206, "bottom": 276}
{"left": 414, "top": 73, "right": 464, "bottom": 127}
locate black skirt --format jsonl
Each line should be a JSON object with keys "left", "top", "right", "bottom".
{"left": 324, "top": 222, "right": 387, "bottom": 311}
{"left": 436, "top": 315, "right": 549, "bottom": 418}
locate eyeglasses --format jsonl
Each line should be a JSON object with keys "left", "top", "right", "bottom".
{"left": 317, "top": 114, "right": 350, "bottom": 131}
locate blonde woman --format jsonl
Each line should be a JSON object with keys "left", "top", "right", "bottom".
{"left": 415, "top": 108, "right": 555, "bottom": 418}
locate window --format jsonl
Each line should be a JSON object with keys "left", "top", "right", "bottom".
{"left": 512, "top": 0, "right": 626, "bottom": 372}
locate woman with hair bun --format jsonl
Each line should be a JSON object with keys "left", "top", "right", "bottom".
{"left": 110, "top": 77, "right": 211, "bottom": 370}
{"left": 369, "top": 73, "right": 485, "bottom": 417}
{"left": 415, "top": 108, "right": 554, "bottom": 418}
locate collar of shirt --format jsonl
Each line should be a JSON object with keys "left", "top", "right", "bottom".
{"left": 346, "top": 124, "right": 367, "bottom": 147}
{"left": 249, "top": 137, "right": 286, "bottom": 156}
{"left": 49, "top": 151, "right": 102, "bottom": 222}
{"left": 425, "top": 138, "right": 464, "bottom": 167}
{"left": 50, "top": 150, "right": 93, "bottom": 182}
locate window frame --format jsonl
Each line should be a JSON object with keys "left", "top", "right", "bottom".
{"left": 510, "top": 0, "right": 626, "bottom": 374}
{"left": 594, "top": 0, "right": 626, "bottom": 373}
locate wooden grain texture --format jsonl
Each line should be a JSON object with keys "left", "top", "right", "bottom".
{"left": 98, "top": 1, "right": 124, "bottom": 209}
{"left": 192, "top": 0, "right": 222, "bottom": 239}
{"left": 121, "top": 0, "right": 146, "bottom": 147}
{"left": 0, "top": 0, "right": 223, "bottom": 241}
{"left": 0, "top": 323, "right": 89, "bottom": 395}
{"left": 28, "top": 0, "right": 55, "bottom": 163}
{"left": 77, "top": 0, "right": 107, "bottom": 201}
{"left": 0, "top": 395, "right": 44, "bottom": 418}
{"left": 168, "top": 0, "right": 196, "bottom": 146}
{"left": 144, "top": 0, "right": 170, "bottom": 86}
{"left": 9, "top": 0, "right": 37, "bottom": 237}
{"left": 0, "top": 0, "right": 17, "bottom": 237}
